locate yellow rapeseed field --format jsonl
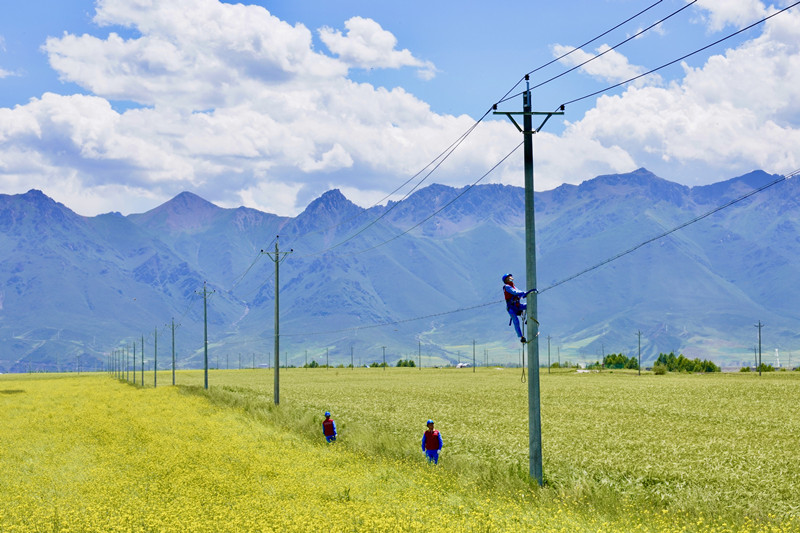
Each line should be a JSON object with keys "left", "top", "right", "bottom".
{"left": 1, "top": 370, "right": 798, "bottom": 532}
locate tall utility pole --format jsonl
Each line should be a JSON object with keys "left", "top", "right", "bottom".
{"left": 637, "top": 330, "right": 642, "bottom": 376}
{"left": 141, "top": 334, "right": 144, "bottom": 386}
{"left": 547, "top": 335, "right": 551, "bottom": 373}
{"left": 755, "top": 321, "right": 764, "bottom": 376}
{"left": 326, "top": 347, "right": 329, "bottom": 369}
{"left": 419, "top": 340, "right": 422, "bottom": 369}
{"left": 351, "top": 345, "right": 354, "bottom": 369}
{"left": 263, "top": 236, "right": 292, "bottom": 404}
{"left": 196, "top": 281, "right": 214, "bottom": 390}
{"left": 133, "top": 341, "right": 137, "bottom": 385}
{"left": 494, "top": 74, "right": 563, "bottom": 486}
{"left": 382, "top": 346, "right": 386, "bottom": 369}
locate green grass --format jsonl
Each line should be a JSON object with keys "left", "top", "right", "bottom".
{"left": 3, "top": 368, "right": 800, "bottom": 531}
{"left": 169, "top": 367, "right": 800, "bottom": 526}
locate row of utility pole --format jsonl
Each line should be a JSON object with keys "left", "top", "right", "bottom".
{"left": 110, "top": 319, "right": 178, "bottom": 387}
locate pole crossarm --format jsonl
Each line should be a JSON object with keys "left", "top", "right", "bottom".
{"left": 493, "top": 108, "right": 564, "bottom": 134}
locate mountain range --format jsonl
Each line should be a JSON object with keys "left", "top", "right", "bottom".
{"left": 1, "top": 167, "right": 798, "bottom": 373}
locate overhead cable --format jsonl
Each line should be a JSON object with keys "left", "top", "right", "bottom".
{"left": 497, "top": 0, "right": 667, "bottom": 105}
{"left": 281, "top": 168, "right": 797, "bottom": 338}
{"left": 497, "top": 0, "right": 697, "bottom": 105}
{"left": 559, "top": 1, "right": 800, "bottom": 108}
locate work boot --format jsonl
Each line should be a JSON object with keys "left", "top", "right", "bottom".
{"left": 520, "top": 336, "right": 527, "bottom": 343}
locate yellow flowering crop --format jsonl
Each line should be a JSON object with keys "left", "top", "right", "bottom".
{"left": 1, "top": 370, "right": 798, "bottom": 532}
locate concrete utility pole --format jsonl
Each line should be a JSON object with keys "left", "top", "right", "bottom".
{"left": 170, "top": 318, "right": 176, "bottom": 386}
{"left": 547, "top": 335, "right": 551, "bottom": 373}
{"left": 196, "top": 281, "right": 214, "bottom": 390}
{"left": 473, "top": 339, "right": 476, "bottom": 372}
{"left": 755, "top": 321, "right": 764, "bottom": 376}
{"left": 154, "top": 327, "right": 158, "bottom": 388}
{"left": 637, "top": 330, "right": 642, "bottom": 376}
{"left": 262, "top": 236, "right": 292, "bottom": 404}
{"left": 494, "top": 74, "right": 563, "bottom": 486}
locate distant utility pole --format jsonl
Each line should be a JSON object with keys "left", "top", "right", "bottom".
{"left": 494, "top": 73, "right": 563, "bottom": 486}
{"left": 196, "top": 281, "right": 214, "bottom": 390}
{"left": 755, "top": 321, "right": 764, "bottom": 376}
{"left": 154, "top": 327, "right": 158, "bottom": 388}
{"left": 473, "top": 340, "right": 476, "bottom": 372}
{"left": 326, "top": 347, "right": 329, "bottom": 369}
{"left": 133, "top": 341, "right": 137, "bottom": 385}
{"left": 419, "top": 340, "right": 422, "bottom": 369}
{"left": 263, "top": 236, "right": 292, "bottom": 404}
{"left": 141, "top": 334, "right": 144, "bottom": 386}
{"left": 351, "top": 345, "right": 354, "bottom": 369}
{"left": 637, "top": 330, "right": 642, "bottom": 376}
{"left": 382, "top": 346, "right": 386, "bottom": 370}
{"left": 170, "top": 318, "right": 176, "bottom": 386}
{"left": 547, "top": 335, "right": 551, "bottom": 373}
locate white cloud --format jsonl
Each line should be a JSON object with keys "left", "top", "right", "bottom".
{"left": 552, "top": 43, "right": 663, "bottom": 87}
{"left": 692, "top": 0, "right": 768, "bottom": 32}
{"left": 3, "top": 0, "right": 799, "bottom": 218}
{"left": 319, "top": 16, "right": 437, "bottom": 80}
{"left": 0, "top": 0, "right": 475, "bottom": 216}
{"left": 549, "top": 6, "right": 800, "bottom": 184}
{"left": 43, "top": 0, "right": 346, "bottom": 109}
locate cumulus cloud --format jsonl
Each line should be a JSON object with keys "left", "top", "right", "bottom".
{"left": 0, "top": 0, "right": 472, "bottom": 215}
{"left": 692, "top": 0, "right": 768, "bottom": 32}
{"left": 550, "top": 3, "right": 800, "bottom": 184}
{"left": 319, "top": 16, "right": 437, "bottom": 80}
{"left": 1, "top": 0, "right": 799, "bottom": 217}
{"left": 552, "top": 43, "right": 663, "bottom": 86}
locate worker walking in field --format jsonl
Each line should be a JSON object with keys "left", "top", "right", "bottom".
{"left": 502, "top": 273, "right": 536, "bottom": 343}
{"left": 422, "top": 419, "right": 443, "bottom": 464}
{"left": 322, "top": 411, "right": 337, "bottom": 443}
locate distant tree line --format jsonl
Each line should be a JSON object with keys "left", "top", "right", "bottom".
{"left": 653, "top": 352, "right": 720, "bottom": 373}
{"left": 602, "top": 353, "right": 639, "bottom": 370}
{"left": 396, "top": 359, "right": 416, "bottom": 367}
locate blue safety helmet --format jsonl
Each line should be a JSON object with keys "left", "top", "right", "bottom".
{"left": 502, "top": 273, "right": 513, "bottom": 283}
{"left": 427, "top": 419, "right": 434, "bottom": 425}
{"left": 324, "top": 411, "right": 330, "bottom": 417}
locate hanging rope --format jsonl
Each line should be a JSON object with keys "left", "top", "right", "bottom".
{"left": 521, "top": 342, "right": 527, "bottom": 383}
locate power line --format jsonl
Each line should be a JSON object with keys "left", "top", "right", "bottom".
{"left": 497, "top": 0, "right": 697, "bottom": 105}
{"left": 538, "top": 170, "right": 797, "bottom": 294}
{"left": 349, "top": 141, "right": 524, "bottom": 256}
{"left": 497, "top": 0, "right": 667, "bottom": 105}
{"left": 281, "top": 2, "right": 685, "bottom": 261}
{"left": 559, "top": 1, "right": 800, "bottom": 109}
{"left": 291, "top": 109, "right": 493, "bottom": 258}
{"left": 285, "top": 113, "right": 492, "bottom": 248}
{"left": 281, "top": 168, "right": 797, "bottom": 338}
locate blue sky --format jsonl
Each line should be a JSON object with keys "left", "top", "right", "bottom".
{"left": 1, "top": 0, "right": 798, "bottom": 215}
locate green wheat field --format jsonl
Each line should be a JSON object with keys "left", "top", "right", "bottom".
{"left": 2, "top": 368, "right": 799, "bottom": 531}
